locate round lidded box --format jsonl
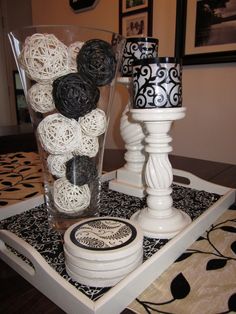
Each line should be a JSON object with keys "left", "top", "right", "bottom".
{"left": 63, "top": 216, "right": 144, "bottom": 287}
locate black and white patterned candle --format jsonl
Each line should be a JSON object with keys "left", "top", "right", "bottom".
{"left": 132, "top": 57, "right": 182, "bottom": 109}
{"left": 121, "top": 37, "right": 159, "bottom": 77}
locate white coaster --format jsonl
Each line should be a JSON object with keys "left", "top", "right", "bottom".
{"left": 64, "top": 245, "right": 143, "bottom": 271}
{"left": 65, "top": 264, "right": 125, "bottom": 287}
{"left": 64, "top": 217, "right": 143, "bottom": 287}
{"left": 64, "top": 217, "right": 143, "bottom": 261}
{"left": 65, "top": 255, "right": 143, "bottom": 279}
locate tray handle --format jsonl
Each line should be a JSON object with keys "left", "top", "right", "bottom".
{"left": 173, "top": 168, "right": 232, "bottom": 195}
{"left": 0, "top": 229, "right": 95, "bottom": 314}
{"left": 0, "top": 229, "right": 44, "bottom": 277}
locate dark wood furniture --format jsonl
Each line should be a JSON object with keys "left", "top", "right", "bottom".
{"left": 104, "top": 149, "right": 236, "bottom": 189}
{"left": 0, "top": 125, "right": 37, "bottom": 154}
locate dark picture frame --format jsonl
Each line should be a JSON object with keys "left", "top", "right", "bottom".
{"left": 13, "top": 71, "right": 30, "bottom": 124}
{"left": 175, "top": 0, "right": 236, "bottom": 65}
{"left": 69, "top": 0, "right": 100, "bottom": 13}
{"left": 121, "top": 0, "right": 149, "bottom": 13}
{"left": 119, "top": 0, "right": 153, "bottom": 37}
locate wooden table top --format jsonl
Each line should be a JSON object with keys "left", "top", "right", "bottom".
{"left": 104, "top": 149, "right": 236, "bottom": 188}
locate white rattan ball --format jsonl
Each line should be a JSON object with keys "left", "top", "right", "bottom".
{"left": 79, "top": 108, "right": 107, "bottom": 137}
{"left": 68, "top": 41, "right": 84, "bottom": 72}
{"left": 27, "top": 83, "right": 55, "bottom": 113}
{"left": 19, "top": 33, "right": 69, "bottom": 83}
{"left": 74, "top": 133, "right": 99, "bottom": 158}
{"left": 37, "top": 113, "right": 82, "bottom": 154}
{"left": 54, "top": 177, "right": 91, "bottom": 213}
{"left": 47, "top": 153, "right": 73, "bottom": 178}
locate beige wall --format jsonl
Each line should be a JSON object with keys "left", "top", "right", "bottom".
{"left": 31, "top": 0, "right": 236, "bottom": 165}
{"left": 0, "top": 0, "right": 32, "bottom": 125}
{"left": 31, "top": 0, "right": 176, "bottom": 55}
{"left": 173, "top": 63, "right": 236, "bottom": 164}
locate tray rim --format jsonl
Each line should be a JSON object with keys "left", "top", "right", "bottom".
{"left": 0, "top": 169, "right": 235, "bottom": 314}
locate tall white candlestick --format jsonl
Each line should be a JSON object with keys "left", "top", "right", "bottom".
{"left": 130, "top": 108, "right": 191, "bottom": 239}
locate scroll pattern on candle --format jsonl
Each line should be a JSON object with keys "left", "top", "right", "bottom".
{"left": 133, "top": 62, "right": 182, "bottom": 108}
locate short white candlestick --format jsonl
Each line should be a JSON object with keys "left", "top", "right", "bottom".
{"left": 130, "top": 107, "right": 191, "bottom": 239}
{"left": 109, "top": 77, "right": 146, "bottom": 197}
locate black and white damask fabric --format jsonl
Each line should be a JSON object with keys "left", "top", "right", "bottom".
{"left": 0, "top": 182, "right": 220, "bottom": 300}
{"left": 132, "top": 58, "right": 182, "bottom": 109}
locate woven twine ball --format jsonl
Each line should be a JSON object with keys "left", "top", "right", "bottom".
{"left": 37, "top": 113, "right": 82, "bottom": 154}
{"left": 27, "top": 83, "right": 55, "bottom": 113}
{"left": 76, "top": 39, "right": 116, "bottom": 86}
{"left": 54, "top": 177, "right": 91, "bottom": 213}
{"left": 19, "top": 33, "right": 69, "bottom": 84}
{"left": 68, "top": 41, "right": 84, "bottom": 72}
{"left": 66, "top": 155, "right": 97, "bottom": 186}
{"left": 53, "top": 72, "right": 100, "bottom": 119}
{"left": 73, "top": 133, "right": 99, "bottom": 158}
{"left": 47, "top": 153, "right": 73, "bottom": 178}
{"left": 79, "top": 108, "right": 107, "bottom": 137}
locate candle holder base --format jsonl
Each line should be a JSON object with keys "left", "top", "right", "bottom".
{"left": 109, "top": 167, "right": 145, "bottom": 198}
{"left": 131, "top": 207, "right": 191, "bottom": 239}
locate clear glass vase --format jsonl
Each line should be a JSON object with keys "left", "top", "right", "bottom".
{"left": 9, "top": 25, "right": 125, "bottom": 232}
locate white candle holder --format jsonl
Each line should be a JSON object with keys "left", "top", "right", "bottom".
{"left": 130, "top": 107, "right": 191, "bottom": 239}
{"left": 130, "top": 57, "right": 191, "bottom": 238}
{"left": 109, "top": 77, "right": 146, "bottom": 197}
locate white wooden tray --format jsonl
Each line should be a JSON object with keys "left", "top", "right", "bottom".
{"left": 0, "top": 169, "right": 235, "bottom": 314}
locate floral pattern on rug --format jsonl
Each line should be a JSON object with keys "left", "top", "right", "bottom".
{"left": 0, "top": 152, "right": 43, "bottom": 206}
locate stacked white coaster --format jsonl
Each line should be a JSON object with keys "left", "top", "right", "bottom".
{"left": 63, "top": 217, "right": 143, "bottom": 287}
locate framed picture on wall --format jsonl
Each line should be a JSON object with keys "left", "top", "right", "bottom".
{"left": 119, "top": 0, "right": 153, "bottom": 37}
{"left": 69, "top": 0, "right": 100, "bottom": 13}
{"left": 121, "top": 11, "right": 148, "bottom": 37}
{"left": 175, "top": 0, "right": 236, "bottom": 64}
{"left": 121, "top": 0, "right": 149, "bottom": 14}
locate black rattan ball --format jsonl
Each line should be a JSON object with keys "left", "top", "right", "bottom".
{"left": 53, "top": 73, "right": 100, "bottom": 119}
{"left": 76, "top": 39, "right": 116, "bottom": 87}
{"left": 66, "top": 155, "right": 97, "bottom": 186}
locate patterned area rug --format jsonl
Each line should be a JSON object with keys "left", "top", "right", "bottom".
{"left": 128, "top": 204, "right": 236, "bottom": 314}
